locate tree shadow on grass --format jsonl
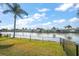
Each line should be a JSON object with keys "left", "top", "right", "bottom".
{"left": 0, "top": 44, "right": 14, "bottom": 49}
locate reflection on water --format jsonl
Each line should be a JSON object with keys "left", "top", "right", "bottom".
{"left": 55, "top": 33, "right": 79, "bottom": 43}
{"left": 1, "top": 32, "right": 79, "bottom": 43}
{"left": 67, "top": 36, "right": 72, "bottom": 40}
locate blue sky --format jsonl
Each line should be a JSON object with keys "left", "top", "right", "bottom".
{"left": 0, "top": 3, "right": 79, "bottom": 29}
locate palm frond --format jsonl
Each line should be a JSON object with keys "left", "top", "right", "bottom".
{"left": 20, "top": 9, "right": 28, "bottom": 16}
{"left": 0, "top": 20, "right": 1, "bottom": 23}
{"left": 17, "top": 14, "right": 23, "bottom": 19}
{"left": 3, "top": 10, "right": 12, "bottom": 14}
{"left": 6, "top": 3, "right": 13, "bottom": 10}
{"left": 13, "top": 3, "right": 20, "bottom": 8}
{"left": 12, "top": 3, "right": 20, "bottom": 11}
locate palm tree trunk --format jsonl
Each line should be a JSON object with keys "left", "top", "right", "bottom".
{"left": 13, "top": 15, "right": 16, "bottom": 38}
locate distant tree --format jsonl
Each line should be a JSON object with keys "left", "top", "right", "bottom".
{"left": 22, "top": 28, "right": 25, "bottom": 30}
{"left": 52, "top": 27, "right": 56, "bottom": 30}
{"left": 65, "top": 25, "right": 72, "bottom": 29}
{"left": 36, "top": 28, "right": 44, "bottom": 33}
{"left": 1, "top": 28, "right": 8, "bottom": 32}
{"left": 51, "top": 27, "right": 57, "bottom": 32}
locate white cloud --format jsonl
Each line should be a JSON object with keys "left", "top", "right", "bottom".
{"left": 16, "top": 18, "right": 66, "bottom": 29}
{"left": 55, "top": 3, "right": 79, "bottom": 12}
{"left": 32, "top": 13, "right": 46, "bottom": 19}
{"left": 29, "top": 22, "right": 52, "bottom": 29}
{"left": 16, "top": 13, "right": 46, "bottom": 29}
{"left": 0, "top": 8, "right": 3, "bottom": 12}
{"left": 24, "top": 15, "right": 28, "bottom": 18}
{"left": 55, "top": 3, "right": 74, "bottom": 11}
{"left": 21, "top": 17, "right": 79, "bottom": 29}
{"left": 69, "top": 17, "right": 79, "bottom": 22}
{"left": 1, "top": 18, "right": 33, "bottom": 29}
{"left": 52, "top": 17, "right": 79, "bottom": 24}
{"left": 42, "top": 22, "right": 51, "bottom": 25}
{"left": 53, "top": 19, "right": 66, "bottom": 23}
{"left": 37, "top": 8, "right": 50, "bottom": 12}
{"left": 16, "top": 18, "right": 34, "bottom": 26}
{"left": 0, "top": 12, "right": 47, "bottom": 29}
{"left": 42, "top": 22, "right": 52, "bottom": 29}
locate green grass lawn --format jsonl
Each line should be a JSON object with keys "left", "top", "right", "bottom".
{"left": 0, "top": 37, "right": 65, "bottom": 56}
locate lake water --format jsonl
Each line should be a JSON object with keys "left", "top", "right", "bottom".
{"left": 1, "top": 32, "right": 79, "bottom": 43}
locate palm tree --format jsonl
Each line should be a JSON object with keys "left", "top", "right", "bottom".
{"left": 3, "top": 3, "right": 28, "bottom": 38}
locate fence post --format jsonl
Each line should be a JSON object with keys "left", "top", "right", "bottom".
{"left": 76, "top": 44, "right": 78, "bottom": 56}
{"left": 62, "top": 39, "right": 65, "bottom": 49}
{"left": 60, "top": 38, "right": 65, "bottom": 49}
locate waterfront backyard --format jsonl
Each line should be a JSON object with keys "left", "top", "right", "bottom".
{"left": 0, "top": 37, "right": 65, "bottom": 56}
{"left": 0, "top": 32, "right": 79, "bottom": 56}
{"left": 0, "top": 3, "right": 79, "bottom": 56}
